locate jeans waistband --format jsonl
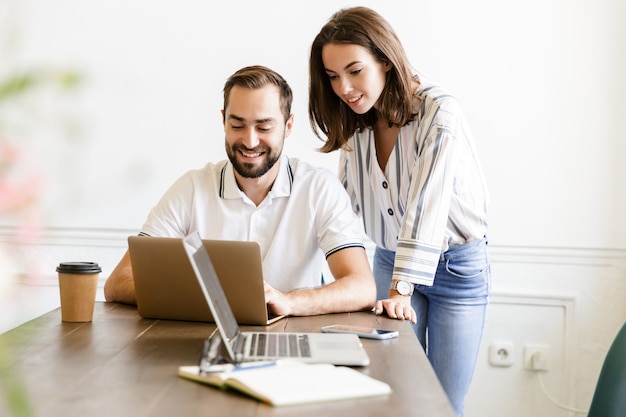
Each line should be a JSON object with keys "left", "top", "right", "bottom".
{"left": 440, "top": 236, "right": 488, "bottom": 261}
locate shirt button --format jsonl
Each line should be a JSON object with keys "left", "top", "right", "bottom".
{"left": 387, "top": 208, "right": 394, "bottom": 216}
{"left": 382, "top": 181, "right": 388, "bottom": 189}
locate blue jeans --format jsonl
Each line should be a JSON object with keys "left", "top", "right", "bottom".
{"left": 373, "top": 238, "right": 490, "bottom": 417}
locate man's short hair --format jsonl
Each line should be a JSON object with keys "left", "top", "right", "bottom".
{"left": 223, "top": 65, "right": 293, "bottom": 122}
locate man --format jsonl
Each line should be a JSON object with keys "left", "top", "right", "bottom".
{"left": 104, "top": 65, "right": 376, "bottom": 317}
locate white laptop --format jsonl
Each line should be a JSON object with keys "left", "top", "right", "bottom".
{"left": 182, "top": 231, "right": 371, "bottom": 367}
{"left": 128, "top": 235, "right": 285, "bottom": 325}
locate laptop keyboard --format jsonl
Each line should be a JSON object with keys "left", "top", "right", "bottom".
{"left": 248, "top": 333, "right": 311, "bottom": 358}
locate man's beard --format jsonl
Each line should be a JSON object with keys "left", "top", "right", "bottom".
{"left": 226, "top": 143, "right": 282, "bottom": 179}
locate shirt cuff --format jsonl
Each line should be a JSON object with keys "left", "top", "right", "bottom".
{"left": 392, "top": 239, "right": 440, "bottom": 286}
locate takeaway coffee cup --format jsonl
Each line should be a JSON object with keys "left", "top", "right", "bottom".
{"left": 56, "top": 261, "right": 102, "bottom": 322}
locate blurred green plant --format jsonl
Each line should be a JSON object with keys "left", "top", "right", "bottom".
{"left": 0, "top": 4, "right": 84, "bottom": 414}
{"left": 0, "top": 69, "right": 81, "bottom": 103}
{"left": 0, "top": 68, "right": 82, "bottom": 417}
{"left": 0, "top": 67, "right": 82, "bottom": 220}
{"left": 0, "top": 339, "right": 31, "bottom": 417}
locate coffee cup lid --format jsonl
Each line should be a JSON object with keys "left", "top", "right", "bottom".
{"left": 56, "top": 262, "right": 102, "bottom": 274}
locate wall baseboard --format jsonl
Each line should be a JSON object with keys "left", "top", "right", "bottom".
{"left": 489, "top": 244, "right": 626, "bottom": 266}
{"left": 0, "top": 225, "right": 135, "bottom": 247}
{"left": 0, "top": 226, "right": 133, "bottom": 286}
{"left": 3, "top": 225, "right": 626, "bottom": 261}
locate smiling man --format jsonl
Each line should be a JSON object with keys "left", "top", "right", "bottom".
{"left": 104, "top": 65, "right": 376, "bottom": 317}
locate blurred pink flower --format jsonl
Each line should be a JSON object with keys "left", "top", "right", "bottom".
{"left": 0, "top": 142, "right": 42, "bottom": 217}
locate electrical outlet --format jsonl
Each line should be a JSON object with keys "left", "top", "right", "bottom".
{"left": 488, "top": 341, "right": 514, "bottom": 367}
{"left": 524, "top": 344, "right": 550, "bottom": 371}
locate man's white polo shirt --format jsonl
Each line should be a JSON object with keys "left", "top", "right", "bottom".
{"left": 140, "top": 155, "right": 365, "bottom": 291}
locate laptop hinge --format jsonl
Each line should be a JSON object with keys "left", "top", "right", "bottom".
{"left": 231, "top": 332, "right": 245, "bottom": 364}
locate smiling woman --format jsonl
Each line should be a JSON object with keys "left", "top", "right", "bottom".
{"left": 321, "top": 43, "right": 390, "bottom": 116}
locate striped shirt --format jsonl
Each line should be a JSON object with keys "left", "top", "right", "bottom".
{"left": 339, "top": 78, "right": 489, "bottom": 286}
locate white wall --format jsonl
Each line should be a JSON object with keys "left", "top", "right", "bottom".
{"left": 2, "top": 0, "right": 625, "bottom": 249}
{"left": 1, "top": 1, "right": 626, "bottom": 416}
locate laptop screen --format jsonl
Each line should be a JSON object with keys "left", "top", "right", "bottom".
{"left": 183, "top": 232, "right": 241, "bottom": 349}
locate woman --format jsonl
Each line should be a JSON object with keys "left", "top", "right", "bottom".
{"left": 308, "top": 7, "right": 490, "bottom": 416}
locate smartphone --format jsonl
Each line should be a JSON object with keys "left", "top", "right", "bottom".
{"left": 321, "top": 324, "right": 399, "bottom": 340}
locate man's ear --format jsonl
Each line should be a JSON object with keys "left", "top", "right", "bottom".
{"left": 221, "top": 109, "right": 226, "bottom": 126}
{"left": 284, "top": 114, "right": 295, "bottom": 137}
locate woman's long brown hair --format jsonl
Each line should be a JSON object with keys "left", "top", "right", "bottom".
{"left": 308, "top": 7, "right": 417, "bottom": 153}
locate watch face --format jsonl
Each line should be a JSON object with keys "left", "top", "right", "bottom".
{"left": 396, "top": 280, "right": 412, "bottom": 295}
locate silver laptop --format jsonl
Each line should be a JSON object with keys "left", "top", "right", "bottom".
{"left": 182, "top": 231, "right": 371, "bottom": 367}
{"left": 128, "top": 235, "right": 285, "bottom": 325}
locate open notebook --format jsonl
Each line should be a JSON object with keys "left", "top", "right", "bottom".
{"left": 182, "top": 231, "right": 371, "bottom": 366}
{"left": 129, "top": 235, "right": 284, "bottom": 325}
{"left": 178, "top": 361, "right": 391, "bottom": 406}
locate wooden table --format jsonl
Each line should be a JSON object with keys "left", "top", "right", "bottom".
{"left": 0, "top": 302, "right": 454, "bottom": 417}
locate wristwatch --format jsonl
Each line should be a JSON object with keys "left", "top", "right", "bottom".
{"left": 391, "top": 279, "right": 414, "bottom": 296}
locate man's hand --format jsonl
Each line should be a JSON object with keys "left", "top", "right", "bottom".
{"left": 103, "top": 250, "right": 137, "bottom": 305}
{"left": 262, "top": 247, "right": 376, "bottom": 317}
{"left": 264, "top": 281, "right": 293, "bottom": 317}
{"left": 374, "top": 294, "right": 417, "bottom": 324}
